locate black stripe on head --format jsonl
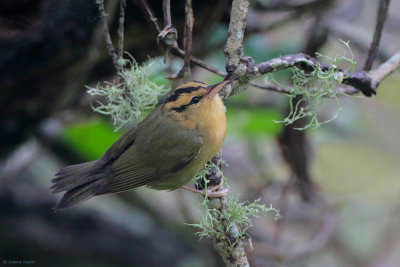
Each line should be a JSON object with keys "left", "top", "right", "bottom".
{"left": 166, "top": 86, "right": 203, "bottom": 103}
{"left": 171, "top": 103, "right": 190, "bottom": 113}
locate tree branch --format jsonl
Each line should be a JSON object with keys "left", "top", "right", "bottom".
{"left": 136, "top": 0, "right": 161, "bottom": 33}
{"left": 364, "top": 0, "right": 391, "bottom": 71}
{"left": 224, "top": 0, "right": 249, "bottom": 73}
{"left": 117, "top": 0, "right": 127, "bottom": 59}
{"left": 204, "top": 155, "right": 250, "bottom": 267}
{"left": 96, "top": 0, "right": 121, "bottom": 73}
{"left": 168, "top": 0, "right": 194, "bottom": 79}
{"left": 254, "top": 53, "right": 377, "bottom": 96}
{"left": 249, "top": 81, "right": 291, "bottom": 94}
{"left": 370, "top": 50, "right": 400, "bottom": 83}
{"left": 162, "top": 0, "right": 172, "bottom": 26}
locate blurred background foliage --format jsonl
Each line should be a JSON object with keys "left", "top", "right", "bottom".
{"left": 1, "top": 0, "right": 400, "bottom": 266}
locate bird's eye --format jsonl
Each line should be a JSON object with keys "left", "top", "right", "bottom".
{"left": 191, "top": 96, "right": 201, "bottom": 104}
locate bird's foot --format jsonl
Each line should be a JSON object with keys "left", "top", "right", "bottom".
{"left": 180, "top": 184, "right": 228, "bottom": 198}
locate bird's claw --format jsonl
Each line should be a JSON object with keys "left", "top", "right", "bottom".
{"left": 180, "top": 183, "right": 228, "bottom": 198}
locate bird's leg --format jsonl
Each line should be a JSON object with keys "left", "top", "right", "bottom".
{"left": 180, "top": 181, "right": 228, "bottom": 198}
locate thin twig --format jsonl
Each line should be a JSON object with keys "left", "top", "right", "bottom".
{"left": 172, "top": 45, "right": 226, "bottom": 77}
{"left": 364, "top": 0, "right": 391, "bottom": 71}
{"left": 158, "top": 0, "right": 177, "bottom": 61}
{"left": 136, "top": 0, "right": 161, "bottom": 33}
{"left": 182, "top": 0, "right": 193, "bottom": 74}
{"left": 58, "top": 0, "right": 120, "bottom": 110}
{"left": 96, "top": 0, "right": 120, "bottom": 73}
{"left": 249, "top": 81, "right": 291, "bottom": 94}
{"left": 193, "top": 0, "right": 230, "bottom": 53}
{"left": 370, "top": 50, "right": 400, "bottom": 83}
{"left": 118, "top": 0, "right": 127, "bottom": 59}
{"left": 136, "top": 0, "right": 226, "bottom": 78}
{"left": 162, "top": 0, "right": 172, "bottom": 26}
{"left": 169, "top": 0, "right": 194, "bottom": 79}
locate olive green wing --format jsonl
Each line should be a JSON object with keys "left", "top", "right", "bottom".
{"left": 100, "top": 113, "right": 203, "bottom": 194}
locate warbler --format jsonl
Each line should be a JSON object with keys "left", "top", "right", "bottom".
{"left": 51, "top": 80, "right": 229, "bottom": 210}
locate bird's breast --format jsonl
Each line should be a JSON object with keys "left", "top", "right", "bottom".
{"left": 197, "top": 96, "right": 227, "bottom": 160}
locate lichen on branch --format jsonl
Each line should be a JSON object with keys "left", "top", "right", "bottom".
{"left": 86, "top": 56, "right": 169, "bottom": 131}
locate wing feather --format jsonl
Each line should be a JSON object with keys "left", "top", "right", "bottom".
{"left": 101, "top": 111, "right": 203, "bottom": 193}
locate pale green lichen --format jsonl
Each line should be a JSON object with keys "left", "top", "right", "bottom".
{"left": 269, "top": 40, "right": 356, "bottom": 130}
{"left": 189, "top": 162, "right": 281, "bottom": 242}
{"left": 86, "top": 55, "right": 170, "bottom": 131}
{"left": 189, "top": 196, "right": 281, "bottom": 241}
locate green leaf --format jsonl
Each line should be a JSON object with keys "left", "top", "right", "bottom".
{"left": 62, "top": 119, "right": 122, "bottom": 160}
{"left": 226, "top": 108, "right": 283, "bottom": 137}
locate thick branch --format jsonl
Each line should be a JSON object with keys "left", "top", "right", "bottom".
{"left": 254, "top": 53, "right": 379, "bottom": 96}
{"left": 205, "top": 155, "right": 250, "bottom": 267}
{"left": 364, "top": 0, "right": 391, "bottom": 71}
{"left": 224, "top": 0, "right": 249, "bottom": 73}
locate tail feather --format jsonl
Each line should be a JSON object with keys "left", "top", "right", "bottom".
{"left": 51, "top": 161, "right": 111, "bottom": 210}
{"left": 51, "top": 161, "right": 97, "bottom": 193}
{"left": 53, "top": 179, "right": 105, "bottom": 210}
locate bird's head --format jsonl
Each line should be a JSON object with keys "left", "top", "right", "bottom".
{"left": 163, "top": 80, "right": 228, "bottom": 127}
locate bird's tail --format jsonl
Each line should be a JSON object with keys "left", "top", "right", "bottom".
{"left": 51, "top": 161, "right": 108, "bottom": 210}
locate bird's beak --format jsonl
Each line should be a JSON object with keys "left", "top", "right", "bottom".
{"left": 204, "top": 80, "right": 229, "bottom": 100}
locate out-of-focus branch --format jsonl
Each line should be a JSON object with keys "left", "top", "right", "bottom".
{"left": 193, "top": 0, "right": 230, "bottom": 53}
{"left": 247, "top": 11, "right": 303, "bottom": 34}
{"left": 58, "top": 0, "right": 120, "bottom": 110}
{"left": 369, "top": 50, "right": 400, "bottom": 83}
{"left": 136, "top": 0, "right": 161, "bottom": 33}
{"left": 325, "top": 17, "right": 393, "bottom": 61}
{"left": 254, "top": 198, "right": 335, "bottom": 262}
{"left": 172, "top": 45, "right": 226, "bottom": 77}
{"left": 364, "top": 0, "right": 391, "bottom": 71}
{"left": 0, "top": 139, "right": 42, "bottom": 192}
{"left": 249, "top": 81, "right": 291, "bottom": 94}
{"left": 247, "top": 0, "right": 333, "bottom": 34}
{"left": 257, "top": 0, "right": 332, "bottom": 11}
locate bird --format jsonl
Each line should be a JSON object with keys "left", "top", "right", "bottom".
{"left": 51, "top": 80, "right": 229, "bottom": 210}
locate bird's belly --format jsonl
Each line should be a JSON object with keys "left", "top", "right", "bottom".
{"left": 147, "top": 156, "right": 204, "bottom": 190}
